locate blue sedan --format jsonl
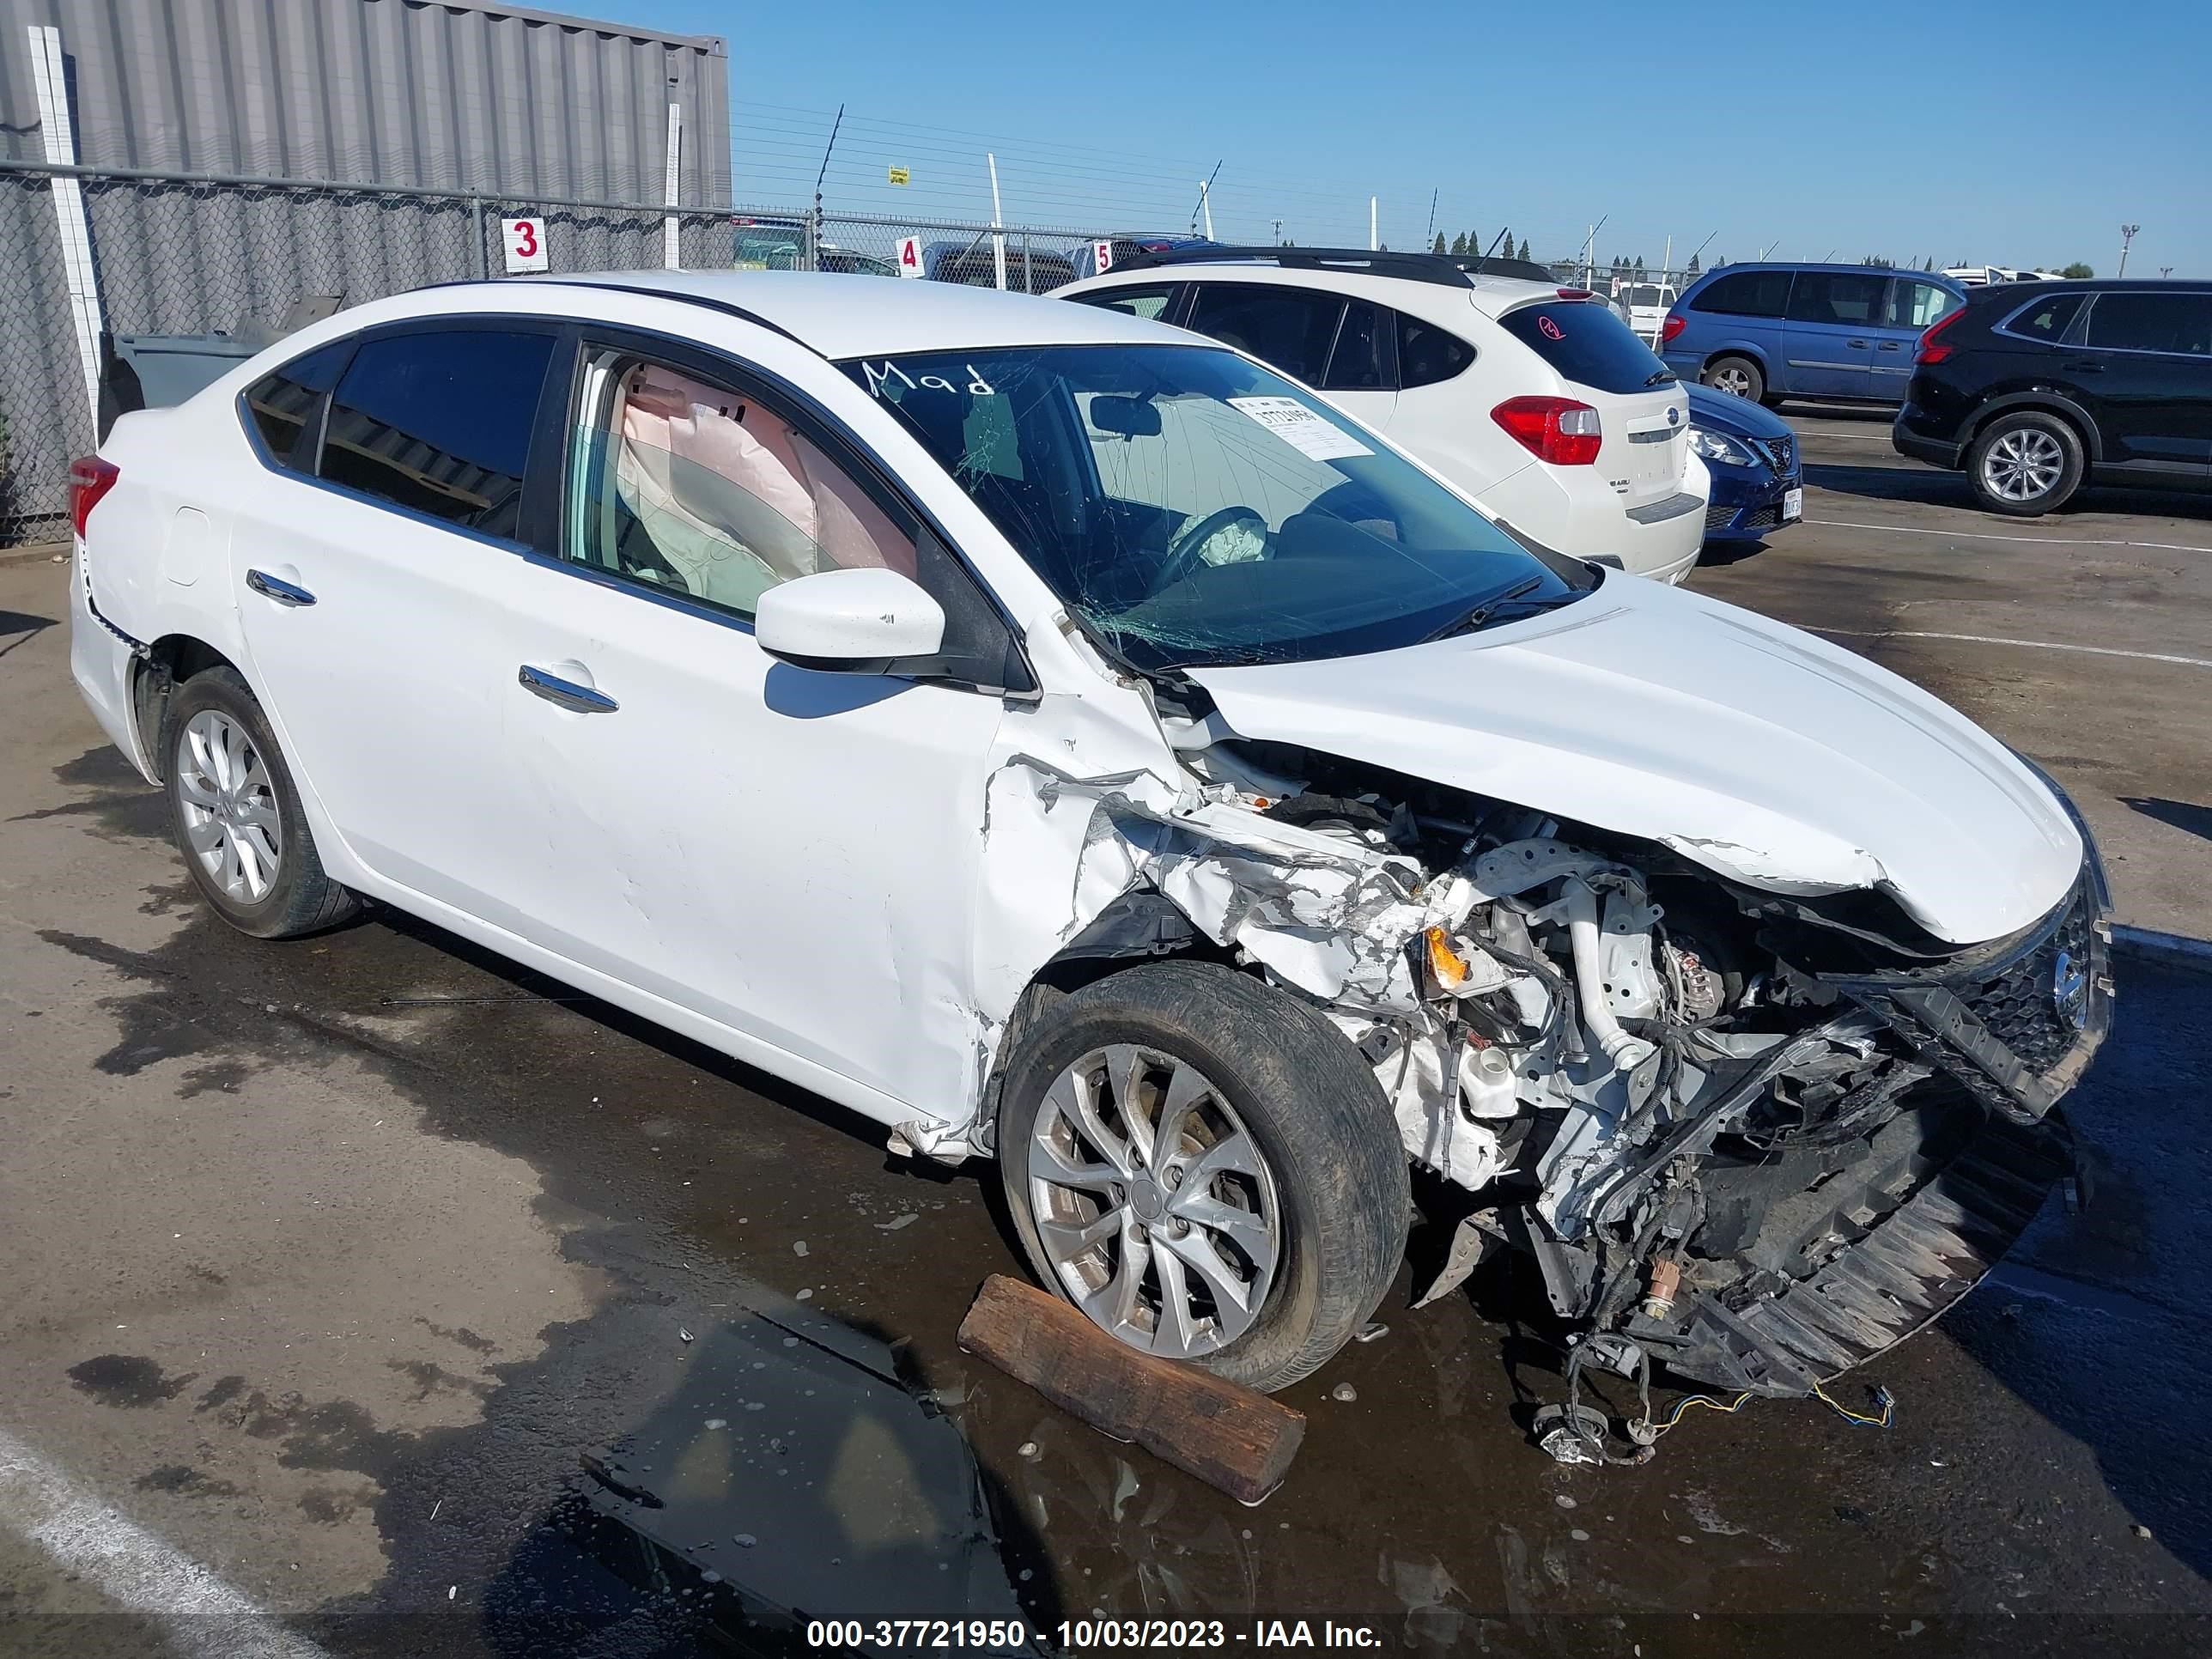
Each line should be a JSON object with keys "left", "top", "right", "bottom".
{"left": 1687, "top": 385, "right": 1802, "bottom": 543}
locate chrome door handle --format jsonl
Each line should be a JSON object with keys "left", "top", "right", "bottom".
{"left": 246, "top": 568, "right": 316, "bottom": 606}
{"left": 518, "top": 664, "right": 618, "bottom": 713}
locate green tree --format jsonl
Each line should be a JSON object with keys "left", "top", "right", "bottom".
{"left": 1516, "top": 236, "right": 1530, "bottom": 261}
{"left": 1450, "top": 231, "right": 1467, "bottom": 255}
{"left": 1496, "top": 227, "right": 1511, "bottom": 263}
{"left": 1432, "top": 233, "right": 1447, "bottom": 254}
{"left": 2060, "top": 261, "right": 2094, "bottom": 278}
{"left": 1686, "top": 252, "right": 1700, "bottom": 273}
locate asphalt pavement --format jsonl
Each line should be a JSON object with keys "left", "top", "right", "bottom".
{"left": 2, "top": 422, "right": 2209, "bottom": 1657}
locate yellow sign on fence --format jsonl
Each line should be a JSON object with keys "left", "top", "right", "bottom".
{"left": 887, "top": 166, "right": 910, "bottom": 185}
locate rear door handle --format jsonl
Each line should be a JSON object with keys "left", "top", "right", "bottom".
{"left": 518, "top": 664, "right": 618, "bottom": 714}
{"left": 1846, "top": 338, "right": 1869, "bottom": 349}
{"left": 246, "top": 568, "right": 316, "bottom": 606}
{"left": 1877, "top": 341, "right": 1903, "bottom": 351}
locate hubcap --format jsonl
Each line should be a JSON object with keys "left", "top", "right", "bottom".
{"left": 1711, "top": 366, "right": 1751, "bottom": 398}
{"left": 176, "top": 710, "right": 282, "bottom": 902}
{"left": 1985, "top": 428, "right": 2064, "bottom": 502}
{"left": 1028, "top": 1044, "right": 1281, "bottom": 1360}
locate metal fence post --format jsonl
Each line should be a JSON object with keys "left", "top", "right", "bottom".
{"left": 472, "top": 195, "right": 489, "bottom": 280}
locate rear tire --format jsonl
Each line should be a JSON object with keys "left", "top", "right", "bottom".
{"left": 161, "top": 667, "right": 359, "bottom": 939}
{"left": 1702, "top": 355, "right": 1765, "bottom": 403}
{"left": 997, "top": 961, "right": 1408, "bottom": 1393}
{"left": 1967, "top": 410, "right": 2084, "bottom": 516}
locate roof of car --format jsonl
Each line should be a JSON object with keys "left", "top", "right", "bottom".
{"left": 1060, "top": 252, "right": 1562, "bottom": 321}
{"left": 520, "top": 269, "right": 1172, "bottom": 358}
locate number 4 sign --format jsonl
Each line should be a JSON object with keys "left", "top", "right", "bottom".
{"left": 896, "top": 235, "right": 924, "bottom": 278}
{"left": 501, "top": 216, "right": 549, "bottom": 274}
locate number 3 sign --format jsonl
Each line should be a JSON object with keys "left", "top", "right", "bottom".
{"left": 501, "top": 216, "right": 549, "bottom": 274}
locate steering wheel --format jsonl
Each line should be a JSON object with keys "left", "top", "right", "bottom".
{"left": 1146, "top": 505, "right": 1269, "bottom": 599}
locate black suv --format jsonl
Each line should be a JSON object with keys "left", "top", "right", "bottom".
{"left": 1893, "top": 281, "right": 2212, "bottom": 515}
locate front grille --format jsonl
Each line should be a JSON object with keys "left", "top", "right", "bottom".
{"left": 1705, "top": 502, "right": 1736, "bottom": 530}
{"left": 1761, "top": 434, "right": 1796, "bottom": 475}
{"left": 1951, "top": 888, "right": 2096, "bottom": 1074}
{"left": 1741, "top": 503, "right": 1781, "bottom": 531}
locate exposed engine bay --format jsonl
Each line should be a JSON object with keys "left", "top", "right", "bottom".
{"left": 981, "top": 702, "right": 2112, "bottom": 1407}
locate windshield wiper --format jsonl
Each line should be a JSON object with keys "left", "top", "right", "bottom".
{"left": 1419, "top": 576, "right": 1547, "bottom": 643}
{"left": 1644, "top": 368, "right": 1678, "bottom": 387}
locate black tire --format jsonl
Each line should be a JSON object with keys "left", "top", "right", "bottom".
{"left": 161, "top": 666, "right": 359, "bottom": 939}
{"left": 997, "top": 960, "right": 1408, "bottom": 1393}
{"left": 1967, "top": 410, "right": 2084, "bottom": 516}
{"left": 1701, "top": 354, "right": 1765, "bottom": 404}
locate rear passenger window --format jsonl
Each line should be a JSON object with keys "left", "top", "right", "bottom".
{"left": 1784, "top": 272, "right": 1887, "bottom": 325}
{"left": 242, "top": 342, "right": 351, "bottom": 469}
{"left": 1320, "top": 300, "right": 1389, "bottom": 390}
{"left": 2084, "top": 293, "right": 2212, "bottom": 356}
{"left": 1692, "top": 270, "right": 1792, "bottom": 318}
{"left": 1885, "top": 280, "right": 1960, "bottom": 330}
{"left": 1397, "top": 313, "right": 1474, "bottom": 387}
{"left": 1185, "top": 284, "right": 1345, "bottom": 384}
{"left": 2002, "top": 293, "right": 2084, "bottom": 342}
{"left": 319, "top": 329, "right": 554, "bottom": 537}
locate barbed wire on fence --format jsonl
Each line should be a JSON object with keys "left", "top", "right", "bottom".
{"left": 0, "top": 155, "right": 1715, "bottom": 544}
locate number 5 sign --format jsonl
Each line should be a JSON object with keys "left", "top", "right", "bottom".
{"left": 501, "top": 216, "right": 549, "bottom": 274}
{"left": 896, "top": 235, "right": 924, "bottom": 278}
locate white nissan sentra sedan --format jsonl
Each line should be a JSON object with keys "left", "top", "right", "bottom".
{"left": 70, "top": 272, "right": 2108, "bottom": 1413}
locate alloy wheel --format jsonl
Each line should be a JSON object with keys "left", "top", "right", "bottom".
{"left": 1984, "top": 428, "right": 2065, "bottom": 503}
{"left": 175, "top": 709, "right": 283, "bottom": 902}
{"left": 1711, "top": 364, "right": 1753, "bottom": 398}
{"left": 1028, "top": 1043, "right": 1281, "bottom": 1359}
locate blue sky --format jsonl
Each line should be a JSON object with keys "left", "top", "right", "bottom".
{"left": 591, "top": 0, "right": 2209, "bottom": 274}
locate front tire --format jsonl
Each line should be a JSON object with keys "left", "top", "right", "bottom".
{"left": 162, "top": 666, "right": 359, "bottom": 939}
{"left": 1968, "top": 410, "right": 2084, "bottom": 516}
{"left": 997, "top": 961, "right": 1408, "bottom": 1393}
{"left": 1702, "top": 354, "right": 1765, "bottom": 403}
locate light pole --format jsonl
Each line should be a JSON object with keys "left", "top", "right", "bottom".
{"left": 2118, "top": 223, "right": 2140, "bottom": 276}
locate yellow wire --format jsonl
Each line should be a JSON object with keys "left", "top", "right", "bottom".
{"left": 1653, "top": 1381, "right": 1893, "bottom": 1437}
{"left": 1812, "top": 1379, "right": 1896, "bottom": 1428}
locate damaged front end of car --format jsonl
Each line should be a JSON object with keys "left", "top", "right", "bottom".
{"left": 981, "top": 701, "right": 2112, "bottom": 1406}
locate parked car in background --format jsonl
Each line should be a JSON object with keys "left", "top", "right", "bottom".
{"left": 1661, "top": 263, "right": 1967, "bottom": 406}
{"left": 70, "top": 270, "right": 2109, "bottom": 1401}
{"left": 924, "top": 239, "right": 1077, "bottom": 294}
{"left": 1058, "top": 247, "right": 1711, "bottom": 583}
{"left": 1618, "top": 280, "right": 1677, "bottom": 343}
{"left": 1686, "top": 384, "right": 1802, "bottom": 542}
{"left": 1943, "top": 265, "right": 2063, "bottom": 288}
{"left": 732, "top": 217, "right": 896, "bottom": 276}
{"left": 1894, "top": 281, "right": 2212, "bottom": 515}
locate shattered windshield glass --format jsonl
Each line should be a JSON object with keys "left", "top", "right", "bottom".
{"left": 841, "top": 345, "right": 1595, "bottom": 671}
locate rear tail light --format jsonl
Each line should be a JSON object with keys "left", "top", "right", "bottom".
{"left": 1661, "top": 311, "right": 1687, "bottom": 343}
{"left": 1555, "top": 287, "right": 1592, "bottom": 300}
{"left": 1491, "top": 397, "right": 1602, "bottom": 465}
{"left": 70, "top": 455, "right": 118, "bottom": 538}
{"left": 1915, "top": 307, "right": 1966, "bottom": 365}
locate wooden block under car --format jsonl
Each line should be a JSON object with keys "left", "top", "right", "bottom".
{"left": 956, "top": 1273, "right": 1306, "bottom": 1504}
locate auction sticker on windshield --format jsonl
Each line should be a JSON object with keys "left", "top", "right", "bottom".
{"left": 1228, "top": 396, "right": 1374, "bottom": 462}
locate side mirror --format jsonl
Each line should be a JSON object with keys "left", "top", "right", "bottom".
{"left": 754, "top": 567, "right": 946, "bottom": 673}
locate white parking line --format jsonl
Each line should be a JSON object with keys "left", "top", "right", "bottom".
{"left": 1808, "top": 517, "right": 2212, "bottom": 554}
{"left": 1806, "top": 625, "right": 2212, "bottom": 669}
{"left": 0, "top": 1425, "right": 334, "bottom": 1659}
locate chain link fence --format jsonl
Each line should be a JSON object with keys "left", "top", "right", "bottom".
{"left": 0, "top": 161, "right": 1138, "bottom": 545}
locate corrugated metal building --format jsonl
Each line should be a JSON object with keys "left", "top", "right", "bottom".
{"left": 0, "top": 0, "right": 732, "bottom": 540}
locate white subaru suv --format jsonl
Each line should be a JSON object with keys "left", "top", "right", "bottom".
{"left": 1055, "top": 248, "right": 1711, "bottom": 583}
{"left": 70, "top": 273, "right": 2104, "bottom": 1413}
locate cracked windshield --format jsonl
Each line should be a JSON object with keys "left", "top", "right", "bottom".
{"left": 845, "top": 344, "right": 1593, "bottom": 669}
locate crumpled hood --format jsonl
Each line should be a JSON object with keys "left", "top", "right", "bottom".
{"left": 1188, "top": 577, "right": 2082, "bottom": 945}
